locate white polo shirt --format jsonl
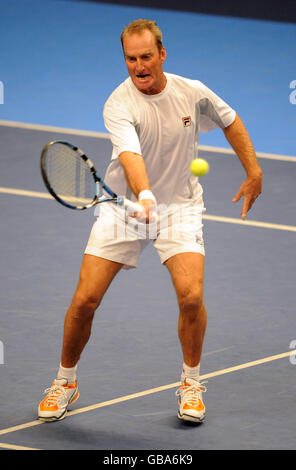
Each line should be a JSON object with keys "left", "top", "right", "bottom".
{"left": 101, "top": 72, "right": 236, "bottom": 208}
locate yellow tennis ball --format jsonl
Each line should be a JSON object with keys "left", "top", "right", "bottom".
{"left": 190, "top": 158, "right": 209, "bottom": 177}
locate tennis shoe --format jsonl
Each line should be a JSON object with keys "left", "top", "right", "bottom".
{"left": 38, "top": 378, "right": 79, "bottom": 422}
{"left": 176, "top": 377, "right": 207, "bottom": 423}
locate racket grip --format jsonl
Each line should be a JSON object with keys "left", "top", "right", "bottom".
{"left": 123, "top": 197, "right": 157, "bottom": 221}
{"left": 123, "top": 198, "right": 144, "bottom": 214}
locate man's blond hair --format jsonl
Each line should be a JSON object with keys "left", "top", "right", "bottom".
{"left": 121, "top": 19, "right": 163, "bottom": 53}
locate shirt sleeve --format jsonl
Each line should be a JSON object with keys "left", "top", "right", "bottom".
{"left": 196, "top": 82, "right": 236, "bottom": 133}
{"left": 103, "top": 94, "right": 142, "bottom": 160}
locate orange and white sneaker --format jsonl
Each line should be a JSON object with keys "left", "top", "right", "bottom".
{"left": 38, "top": 378, "right": 79, "bottom": 422}
{"left": 176, "top": 377, "right": 207, "bottom": 423}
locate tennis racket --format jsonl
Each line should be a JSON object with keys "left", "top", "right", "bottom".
{"left": 40, "top": 140, "right": 143, "bottom": 214}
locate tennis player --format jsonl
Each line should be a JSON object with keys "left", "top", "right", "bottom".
{"left": 38, "top": 19, "right": 262, "bottom": 423}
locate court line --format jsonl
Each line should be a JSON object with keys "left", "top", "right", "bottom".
{"left": 0, "top": 187, "right": 52, "bottom": 200}
{"left": 0, "top": 349, "right": 294, "bottom": 440}
{"left": 203, "top": 214, "right": 296, "bottom": 232}
{"left": 66, "top": 350, "right": 295, "bottom": 419}
{"left": 0, "top": 442, "right": 40, "bottom": 450}
{"left": 0, "top": 119, "right": 109, "bottom": 139}
{"left": 198, "top": 144, "right": 296, "bottom": 162}
{"left": 0, "top": 419, "right": 42, "bottom": 436}
{"left": 0, "top": 120, "right": 295, "bottom": 162}
{"left": 1, "top": 186, "right": 296, "bottom": 232}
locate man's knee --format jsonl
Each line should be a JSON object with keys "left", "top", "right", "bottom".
{"left": 178, "top": 283, "right": 204, "bottom": 314}
{"left": 71, "top": 290, "right": 101, "bottom": 318}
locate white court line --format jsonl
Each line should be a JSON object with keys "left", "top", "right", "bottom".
{"left": 1, "top": 186, "right": 296, "bottom": 233}
{"left": 0, "top": 119, "right": 109, "bottom": 139}
{"left": 0, "top": 120, "right": 296, "bottom": 162}
{"left": 0, "top": 349, "right": 295, "bottom": 443}
{"left": 0, "top": 187, "right": 52, "bottom": 200}
{"left": 0, "top": 419, "right": 42, "bottom": 437}
{"left": 198, "top": 144, "right": 296, "bottom": 162}
{"left": 203, "top": 214, "right": 296, "bottom": 232}
{"left": 0, "top": 442, "right": 40, "bottom": 450}
{"left": 66, "top": 350, "right": 296, "bottom": 419}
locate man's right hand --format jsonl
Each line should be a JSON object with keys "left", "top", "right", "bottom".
{"left": 135, "top": 199, "right": 157, "bottom": 223}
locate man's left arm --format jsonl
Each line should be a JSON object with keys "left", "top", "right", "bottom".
{"left": 222, "top": 113, "right": 262, "bottom": 220}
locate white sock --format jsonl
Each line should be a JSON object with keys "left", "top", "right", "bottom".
{"left": 57, "top": 363, "right": 77, "bottom": 384}
{"left": 181, "top": 362, "right": 200, "bottom": 383}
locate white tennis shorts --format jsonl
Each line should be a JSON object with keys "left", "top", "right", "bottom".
{"left": 85, "top": 198, "right": 205, "bottom": 269}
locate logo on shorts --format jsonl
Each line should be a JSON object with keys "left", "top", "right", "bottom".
{"left": 182, "top": 116, "right": 191, "bottom": 127}
{"left": 195, "top": 234, "right": 204, "bottom": 246}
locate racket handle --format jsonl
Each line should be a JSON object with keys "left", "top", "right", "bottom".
{"left": 122, "top": 197, "right": 157, "bottom": 221}
{"left": 122, "top": 197, "right": 144, "bottom": 214}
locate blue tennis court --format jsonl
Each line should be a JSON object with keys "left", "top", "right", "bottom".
{"left": 0, "top": 0, "right": 296, "bottom": 452}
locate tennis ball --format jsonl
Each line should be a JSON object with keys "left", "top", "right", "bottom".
{"left": 190, "top": 158, "right": 209, "bottom": 177}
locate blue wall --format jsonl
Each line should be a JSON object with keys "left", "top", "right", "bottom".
{"left": 0, "top": 0, "right": 295, "bottom": 155}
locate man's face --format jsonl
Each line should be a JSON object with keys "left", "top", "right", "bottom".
{"left": 123, "top": 29, "right": 167, "bottom": 95}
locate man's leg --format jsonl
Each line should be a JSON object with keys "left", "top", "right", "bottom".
{"left": 38, "top": 254, "right": 123, "bottom": 421}
{"left": 165, "top": 252, "right": 207, "bottom": 367}
{"left": 165, "top": 252, "right": 207, "bottom": 423}
{"left": 61, "top": 254, "right": 123, "bottom": 367}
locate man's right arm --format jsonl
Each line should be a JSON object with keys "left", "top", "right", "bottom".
{"left": 119, "top": 151, "right": 156, "bottom": 221}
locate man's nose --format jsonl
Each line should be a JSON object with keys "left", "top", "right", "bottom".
{"left": 135, "top": 58, "right": 144, "bottom": 70}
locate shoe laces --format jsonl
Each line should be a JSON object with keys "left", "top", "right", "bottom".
{"left": 43, "top": 383, "right": 68, "bottom": 406}
{"left": 176, "top": 380, "right": 208, "bottom": 406}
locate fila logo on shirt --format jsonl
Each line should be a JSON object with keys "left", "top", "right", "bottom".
{"left": 182, "top": 116, "right": 191, "bottom": 127}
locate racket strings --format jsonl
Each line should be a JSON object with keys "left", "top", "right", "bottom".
{"left": 45, "top": 143, "right": 95, "bottom": 207}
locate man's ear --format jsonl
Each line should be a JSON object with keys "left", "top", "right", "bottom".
{"left": 160, "top": 46, "right": 167, "bottom": 64}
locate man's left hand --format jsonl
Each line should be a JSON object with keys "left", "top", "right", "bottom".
{"left": 232, "top": 171, "right": 262, "bottom": 220}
